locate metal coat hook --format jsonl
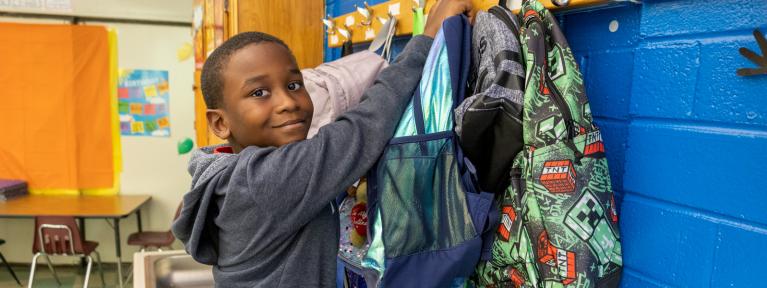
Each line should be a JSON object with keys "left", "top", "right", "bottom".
{"left": 737, "top": 29, "right": 767, "bottom": 77}
{"left": 337, "top": 24, "right": 352, "bottom": 40}
{"left": 322, "top": 14, "right": 335, "bottom": 35}
{"left": 355, "top": 2, "right": 373, "bottom": 26}
{"left": 377, "top": 12, "right": 394, "bottom": 25}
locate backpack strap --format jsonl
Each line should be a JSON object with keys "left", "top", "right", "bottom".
{"left": 488, "top": 6, "right": 520, "bottom": 41}
{"left": 488, "top": 6, "right": 525, "bottom": 93}
{"left": 410, "top": 14, "right": 472, "bottom": 137}
{"left": 411, "top": 84, "right": 428, "bottom": 136}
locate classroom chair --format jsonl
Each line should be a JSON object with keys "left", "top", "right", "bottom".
{"left": 126, "top": 202, "right": 182, "bottom": 251}
{"left": 28, "top": 216, "right": 105, "bottom": 288}
{"left": 124, "top": 202, "right": 182, "bottom": 284}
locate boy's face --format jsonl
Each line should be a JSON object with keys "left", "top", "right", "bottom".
{"left": 208, "top": 42, "right": 313, "bottom": 151}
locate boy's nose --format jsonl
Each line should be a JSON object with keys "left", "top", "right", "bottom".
{"left": 275, "top": 90, "right": 300, "bottom": 113}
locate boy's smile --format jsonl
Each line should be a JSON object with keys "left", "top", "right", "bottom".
{"left": 209, "top": 42, "right": 314, "bottom": 152}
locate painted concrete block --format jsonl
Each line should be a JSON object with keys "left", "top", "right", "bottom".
{"left": 641, "top": 0, "right": 767, "bottom": 38}
{"left": 710, "top": 225, "right": 767, "bottom": 287}
{"left": 621, "top": 268, "right": 669, "bottom": 288}
{"left": 563, "top": 4, "right": 641, "bottom": 51}
{"left": 624, "top": 120, "right": 767, "bottom": 224}
{"left": 694, "top": 34, "right": 767, "bottom": 127}
{"left": 587, "top": 51, "right": 634, "bottom": 120}
{"left": 620, "top": 194, "right": 717, "bottom": 287}
{"left": 630, "top": 41, "right": 700, "bottom": 119}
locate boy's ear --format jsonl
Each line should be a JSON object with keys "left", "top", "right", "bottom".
{"left": 206, "top": 109, "right": 231, "bottom": 140}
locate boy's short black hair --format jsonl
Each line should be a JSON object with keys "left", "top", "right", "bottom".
{"left": 201, "top": 32, "right": 292, "bottom": 109}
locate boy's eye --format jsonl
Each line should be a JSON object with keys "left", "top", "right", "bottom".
{"left": 250, "top": 89, "right": 270, "bottom": 98}
{"left": 287, "top": 82, "right": 303, "bottom": 91}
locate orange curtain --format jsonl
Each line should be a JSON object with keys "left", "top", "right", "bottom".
{"left": 0, "top": 23, "right": 114, "bottom": 191}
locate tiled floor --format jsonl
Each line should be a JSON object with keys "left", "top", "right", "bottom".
{"left": 0, "top": 263, "right": 132, "bottom": 288}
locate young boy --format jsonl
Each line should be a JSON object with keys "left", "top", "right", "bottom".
{"left": 172, "top": 1, "right": 473, "bottom": 287}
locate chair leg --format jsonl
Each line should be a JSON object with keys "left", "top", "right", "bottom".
{"left": 82, "top": 255, "right": 93, "bottom": 288}
{"left": 42, "top": 253, "right": 61, "bottom": 286}
{"left": 27, "top": 253, "right": 41, "bottom": 288}
{"left": 0, "top": 252, "right": 22, "bottom": 286}
{"left": 123, "top": 267, "right": 133, "bottom": 285}
{"left": 92, "top": 251, "right": 105, "bottom": 287}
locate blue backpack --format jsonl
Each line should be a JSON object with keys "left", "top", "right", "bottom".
{"left": 338, "top": 15, "right": 496, "bottom": 288}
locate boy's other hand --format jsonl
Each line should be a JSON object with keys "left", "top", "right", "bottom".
{"left": 423, "top": 0, "right": 474, "bottom": 38}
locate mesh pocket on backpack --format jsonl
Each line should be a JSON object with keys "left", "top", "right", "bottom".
{"left": 375, "top": 136, "right": 478, "bottom": 258}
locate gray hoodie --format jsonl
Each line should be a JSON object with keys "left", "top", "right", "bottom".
{"left": 172, "top": 35, "right": 433, "bottom": 288}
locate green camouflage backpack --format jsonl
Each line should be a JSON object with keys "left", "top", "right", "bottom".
{"left": 472, "top": 1, "right": 623, "bottom": 287}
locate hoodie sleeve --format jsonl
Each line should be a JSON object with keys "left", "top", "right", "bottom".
{"left": 230, "top": 35, "right": 433, "bottom": 239}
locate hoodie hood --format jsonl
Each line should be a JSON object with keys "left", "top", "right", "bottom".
{"left": 172, "top": 145, "right": 237, "bottom": 265}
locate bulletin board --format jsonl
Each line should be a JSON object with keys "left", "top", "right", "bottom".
{"left": 118, "top": 69, "right": 172, "bottom": 137}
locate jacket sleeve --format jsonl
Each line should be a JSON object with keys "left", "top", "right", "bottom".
{"left": 304, "top": 50, "right": 389, "bottom": 138}
{"left": 227, "top": 36, "right": 433, "bottom": 239}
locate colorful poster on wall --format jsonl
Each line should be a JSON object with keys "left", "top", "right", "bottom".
{"left": 118, "top": 69, "right": 171, "bottom": 137}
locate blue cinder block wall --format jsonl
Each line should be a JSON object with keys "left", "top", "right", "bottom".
{"left": 562, "top": 0, "right": 767, "bottom": 286}
{"left": 325, "top": 0, "right": 767, "bottom": 286}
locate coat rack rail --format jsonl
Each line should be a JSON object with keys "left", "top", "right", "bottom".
{"left": 326, "top": 0, "right": 623, "bottom": 48}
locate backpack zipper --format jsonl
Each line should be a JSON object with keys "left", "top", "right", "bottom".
{"left": 524, "top": 16, "right": 576, "bottom": 140}
{"left": 527, "top": 15, "right": 584, "bottom": 161}
{"left": 544, "top": 74, "right": 576, "bottom": 139}
{"left": 545, "top": 73, "right": 584, "bottom": 161}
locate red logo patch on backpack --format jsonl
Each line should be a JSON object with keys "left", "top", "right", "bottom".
{"left": 497, "top": 205, "right": 516, "bottom": 241}
{"left": 537, "top": 230, "right": 577, "bottom": 285}
{"left": 540, "top": 160, "right": 577, "bottom": 193}
{"left": 584, "top": 130, "right": 605, "bottom": 156}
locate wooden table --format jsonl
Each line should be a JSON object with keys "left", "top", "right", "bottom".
{"left": 0, "top": 194, "right": 151, "bottom": 288}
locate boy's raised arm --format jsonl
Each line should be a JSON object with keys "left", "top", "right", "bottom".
{"left": 237, "top": 35, "right": 433, "bottom": 236}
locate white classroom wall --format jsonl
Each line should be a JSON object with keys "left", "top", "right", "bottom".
{"left": 0, "top": 0, "right": 190, "bottom": 22}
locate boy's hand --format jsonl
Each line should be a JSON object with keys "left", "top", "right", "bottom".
{"left": 423, "top": 0, "right": 474, "bottom": 38}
